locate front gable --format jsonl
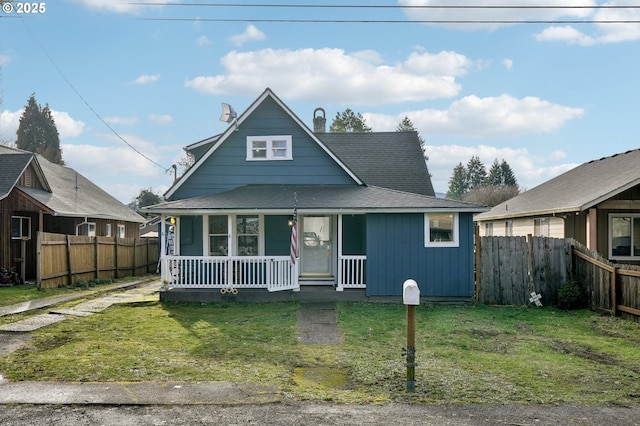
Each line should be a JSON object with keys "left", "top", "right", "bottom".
{"left": 167, "top": 89, "right": 361, "bottom": 201}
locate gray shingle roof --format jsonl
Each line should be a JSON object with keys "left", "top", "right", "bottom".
{"left": 0, "top": 153, "right": 32, "bottom": 200}
{"left": 144, "top": 184, "right": 484, "bottom": 214}
{"left": 319, "top": 132, "right": 434, "bottom": 197}
{"left": 475, "top": 149, "right": 640, "bottom": 221}
{"left": 18, "top": 154, "right": 146, "bottom": 223}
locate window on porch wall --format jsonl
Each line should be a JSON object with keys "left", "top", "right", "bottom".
{"left": 208, "top": 215, "right": 228, "bottom": 256}
{"left": 237, "top": 215, "right": 259, "bottom": 256}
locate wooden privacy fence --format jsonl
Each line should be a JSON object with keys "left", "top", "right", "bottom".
{"left": 572, "top": 241, "right": 640, "bottom": 320}
{"left": 477, "top": 235, "right": 572, "bottom": 306}
{"left": 477, "top": 235, "right": 640, "bottom": 320}
{"left": 37, "top": 232, "right": 159, "bottom": 289}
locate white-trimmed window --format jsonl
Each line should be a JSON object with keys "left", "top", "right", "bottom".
{"left": 11, "top": 216, "right": 31, "bottom": 240}
{"left": 208, "top": 215, "right": 229, "bottom": 256}
{"left": 610, "top": 214, "right": 640, "bottom": 259}
{"left": 533, "top": 218, "right": 549, "bottom": 237}
{"left": 247, "top": 136, "right": 292, "bottom": 161}
{"left": 77, "top": 222, "right": 96, "bottom": 237}
{"left": 505, "top": 220, "right": 513, "bottom": 237}
{"left": 425, "top": 213, "right": 459, "bottom": 247}
{"left": 117, "top": 224, "right": 126, "bottom": 238}
{"left": 484, "top": 222, "right": 493, "bottom": 237}
{"left": 106, "top": 223, "right": 112, "bottom": 237}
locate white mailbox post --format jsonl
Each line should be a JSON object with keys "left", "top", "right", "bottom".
{"left": 403, "top": 279, "right": 420, "bottom": 392}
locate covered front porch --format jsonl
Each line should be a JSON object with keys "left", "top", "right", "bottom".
{"left": 158, "top": 211, "right": 367, "bottom": 294}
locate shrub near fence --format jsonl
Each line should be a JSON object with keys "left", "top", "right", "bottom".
{"left": 37, "top": 232, "right": 159, "bottom": 289}
{"left": 477, "top": 236, "right": 572, "bottom": 306}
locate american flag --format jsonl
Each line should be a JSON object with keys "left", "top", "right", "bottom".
{"left": 290, "top": 198, "right": 298, "bottom": 266}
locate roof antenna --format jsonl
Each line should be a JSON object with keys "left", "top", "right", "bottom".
{"left": 220, "top": 103, "right": 238, "bottom": 130}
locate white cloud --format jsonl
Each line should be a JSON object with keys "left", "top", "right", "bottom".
{"left": 502, "top": 58, "right": 513, "bottom": 70}
{"left": 131, "top": 74, "right": 160, "bottom": 85}
{"left": 185, "top": 48, "right": 469, "bottom": 105}
{"left": 366, "top": 94, "right": 584, "bottom": 137}
{"left": 149, "top": 114, "right": 173, "bottom": 125}
{"left": 104, "top": 116, "right": 139, "bottom": 125}
{"left": 398, "top": 0, "right": 594, "bottom": 31}
{"left": 70, "top": 0, "right": 180, "bottom": 14}
{"left": 0, "top": 110, "right": 21, "bottom": 143}
{"left": 425, "top": 144, "right": 579, "bottom": 193}
{"left": 196, "top": 35, "right": 212, "bottom": 47}
{"left": 0, "top": 109, "right": 84, "bottom": 141}
{"left": 50, "top": 110, "right": 85, "bottom": 138}
{"left": 229, "top": 25, "right": 266, "bottom": 47}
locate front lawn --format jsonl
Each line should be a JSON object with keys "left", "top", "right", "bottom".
{"left": 1, "top": 302, "right": 639, "bottom": 405}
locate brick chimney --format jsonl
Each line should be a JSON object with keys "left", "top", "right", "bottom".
{"left": 313, "top": 107, "right": 326, "bottom": 133}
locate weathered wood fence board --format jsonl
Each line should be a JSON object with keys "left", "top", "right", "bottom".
{"left": 478, "top": 235, "right": 571, "bottom": 306}
{"left": 479, "top": 235, "right": 640, "bottom": 320}
{"left": 37, "top": 232, "right": 159, "bottom": 289}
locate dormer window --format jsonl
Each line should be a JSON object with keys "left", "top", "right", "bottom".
{"left": 247, "top": 136, "right": 292, "bottom": 161}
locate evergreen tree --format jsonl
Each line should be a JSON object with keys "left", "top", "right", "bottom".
{"left": 396, "top": 116, "right": 428, "bottom": 161}
{"left": 487, "top": 158, "right": 518, "bottom": 188}
{"left": 16, "top": 94, "right": 64, "bottom": 164}
{"left": 500, "top": 159, "right": 518, "bottom": 187}
{"left": 329, "top": 108, "right": 372, "bottom": 132}
{"left": 466, "top": 155, "right": 486, "bottom": 190}
{"left": 446, "top": 162, "right": 468, "bottom": 200}
{"left": 136, "top": 188, "right": 163, "bottom": 209}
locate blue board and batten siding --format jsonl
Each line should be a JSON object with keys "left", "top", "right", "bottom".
{"left": 172, "top": 97, "right": 356, "bottom": 200}
{"left": 365, "top": 213, "right": 475, "bottom": 298}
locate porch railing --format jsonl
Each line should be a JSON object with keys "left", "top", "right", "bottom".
{"left": 339, "top": 255, "right": 366, "bottom": 289}
{"left": 161, "top": 254, "right": 366, "bottom": 291}
{"left": 161, "top": 255, "right": 298, "bottom": 291}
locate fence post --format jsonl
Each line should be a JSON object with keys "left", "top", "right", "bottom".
{"left": 474, "top": 225, "right": 481, "bottom": 302}
{"left": 66, "top": 234, "right": 73, "bottom": 286}
{"left": 94, "top": 237, "right": 99, "bottom": 281}
{"left": 612, "top": 266, "right": 617, "bottom": 316}
{"left": 36, "top": 231, "right": 42, "bottom": 290}
{"left": 527, "top": 234, "right": 534, "bottom": 294}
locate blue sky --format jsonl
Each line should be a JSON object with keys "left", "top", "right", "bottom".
{"left": 1, "top": 1, "right": 639, "bottom": 203}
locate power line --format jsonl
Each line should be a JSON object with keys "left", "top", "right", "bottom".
{"left": 131, "top": 3, "right": 640, "bottom": 24}
{"left": 128, "top": 3, "right": 640, "bottom": 9}
{"left": 16, "top": 17, "right": 170, "bottom": 171}
{"left": 135, "top": 18, "right": 640, "bottom": 24}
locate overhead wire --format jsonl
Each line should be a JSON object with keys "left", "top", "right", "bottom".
{"left": 129, "top": 2, "right": 640, "bottom": 24}
{"left": 15, "top": 16, "right": 171, "bottom": 171}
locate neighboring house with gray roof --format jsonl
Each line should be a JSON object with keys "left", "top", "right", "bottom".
{"left": 475, "top": 148, "right": 640, "bottom": 262}
{"left": 0, "top": 145, "right": 146, "bottom": 280}
{"left": 144, "top": 88, "right": 487, "bottom": 301}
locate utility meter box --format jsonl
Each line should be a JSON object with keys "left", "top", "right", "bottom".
{"left": 403, "top": 279, "right": 420, "bottom": 305}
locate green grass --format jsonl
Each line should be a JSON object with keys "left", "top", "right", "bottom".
{"left": 1, "top": 301, "right": 639, "bottom": 405}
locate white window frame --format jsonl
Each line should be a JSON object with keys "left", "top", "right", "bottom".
{"left": 76, "top": 222, "right": 96, "bottom": 237}
{"left": 246, "top": 136, "right": 292, "bottom": 161}
{"left": 484, "top": 222, "right": 493, "bottom": 237}
{"left": 11, "top": 216, "right": 31, "bottom": 240}
{"left": 117, "top": 224, "right": 126, "bottom": 238}
{"left": 533, "top": 218, "right": 550, "bottom": 237}
{"left": 425, "top": 213, "right": 459, "bottom": 248}
{"left": 106, "top": 223, "right": 112, "bottom": 237}
{"left": 609, "top": 213, "right": 640, "bottom": 260}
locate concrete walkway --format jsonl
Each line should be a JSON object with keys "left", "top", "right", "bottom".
{"left": 296, "top": 302, "right": 342, "bottom": 344}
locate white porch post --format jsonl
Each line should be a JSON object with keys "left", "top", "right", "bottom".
{"left": 159, "top": 214, "right": 167, "bottom": 283}
{"left": 336, "top": 213, "right": 344, "bottom": 291}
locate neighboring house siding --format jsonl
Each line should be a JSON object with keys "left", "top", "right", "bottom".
{"left": 365, "top": 213, "right": 474, "bottom": 298}
{"left": 171, "top": 97, "right": 355, "bottom": 200}
{"left": 479, "top": 217, "right": 564, "bottom": 238}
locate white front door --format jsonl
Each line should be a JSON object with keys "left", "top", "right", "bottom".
{"left": 301, "top": 215, "right": 333, "bottom": 277}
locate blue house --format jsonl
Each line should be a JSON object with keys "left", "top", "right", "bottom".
{"left": 144, "top": 88, "right": 486, "bottom": 302}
